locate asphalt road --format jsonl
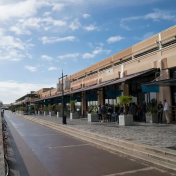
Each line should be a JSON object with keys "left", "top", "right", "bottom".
{"left": 4, "top": 111, "right": 174, "bottom": 176}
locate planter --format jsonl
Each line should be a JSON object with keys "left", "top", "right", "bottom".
{"left": 57, "top": 112, "right": 62, "bottom": 118}
{"left": 146, "top": 113, "right": 157, "bottom": 123}
{"left": 88, "top": 113, "right": 98, "bottom": 122}
{"left": 44, "top": 111, "right": 48, "bottom": 116}
{"left": 49, "top": 111, "right": 55, "bottom": 117}
{"left": 20, "top": 111, "right": 24, "bottom": 115}
{"left": 70, "top": 112, "right": 79, "bottom": 119}
{"left": 119, "top": 114, "right": 133, "bottom": 126}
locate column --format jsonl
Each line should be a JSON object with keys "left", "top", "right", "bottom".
{"left": 121, "top": 83, "right": 129, "bottom": 96}
{"left": 81, "top": 91, "right": 86, "bottom": 116}
{"left": 98, "top": 88, "right": 104, "bottom": 105}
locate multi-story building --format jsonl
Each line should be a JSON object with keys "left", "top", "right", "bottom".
{"left": 13, "top": 25, "right": 176, "bottom": 122}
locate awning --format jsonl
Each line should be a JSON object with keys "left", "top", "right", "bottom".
{"left": 32, "top": 68, "right": 156, "bottom": 102}
{"left": 106, "top": 68, "right": 156, "bottom": 87}
{"left": 142, "top": 78, "right": 176, "bottom": 87}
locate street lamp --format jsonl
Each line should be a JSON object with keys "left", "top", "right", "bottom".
{"left": 58, "top": 70, "right": 67, "bottom": 124}
{"left": 25, "top": 96, "right": 29, "bottom": 114}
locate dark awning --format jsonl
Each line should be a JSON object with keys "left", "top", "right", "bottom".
{"left": 32, "top": 68, "right": 156, "bottom": 102}
{"left": 16, "top": 93, "right": 39, "bottom": 102}
{"left": 142, "top": 78, "right": 176, "bottom": 87}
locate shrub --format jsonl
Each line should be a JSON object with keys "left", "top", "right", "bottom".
{"left": 119, "top": 96, "right": 133, "bottom": 105}
{"left": 43, "top": 105, "right": 48, "bottom": 112}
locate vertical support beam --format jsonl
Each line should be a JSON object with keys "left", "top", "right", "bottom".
{"left": 159, "top": 33, "right": 162, "bottom": 50}
{"left": 121, "top": 83, "right": 129, "bottom": 96}
{"left": 98, "top": 88, "right": 103, "bottom": 105}
{"left": 81, "top": 91, "right": 86, "bottom": 117}
{"left": 120, "top": 65, "right": 124, "bottom": 78}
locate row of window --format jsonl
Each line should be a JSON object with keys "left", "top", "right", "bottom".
{"left": 72, "top": 39, "right": 176, "bottom": 83}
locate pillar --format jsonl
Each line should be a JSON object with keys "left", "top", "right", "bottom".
{"left": 81, "top": 91, "right": 86, "bottom": 116}
{"left": 98, "top": 88, "right": 104, "bottom": 106}
{"left": 121, "top": 83, "right": 129, "bottom": 96}
{"left": 157, "top": 59, "right": 172, "bottom": 122}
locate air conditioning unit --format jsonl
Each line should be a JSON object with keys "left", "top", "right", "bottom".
{"left": 64, "top": 80, "right": 70, "bottom": 90}
{"left": 56, "top": 83, "right": 62, "bottom": 91}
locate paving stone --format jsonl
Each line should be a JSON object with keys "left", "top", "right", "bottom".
{"left": 24, "top": 114, "right": 176, "bottom": 149}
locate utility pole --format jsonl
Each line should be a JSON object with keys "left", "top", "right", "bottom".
{"left": 59, "top": 70, "right": 67, "bottom": 124}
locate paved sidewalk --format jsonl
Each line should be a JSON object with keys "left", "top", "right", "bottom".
{"left": 17, "top": 113, "right": 176, "bottom": 150}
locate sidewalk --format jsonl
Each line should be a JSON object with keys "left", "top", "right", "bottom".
{"left": 18, "top": 113, "right": 176, "bottom": 150}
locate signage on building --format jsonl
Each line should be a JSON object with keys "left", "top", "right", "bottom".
{"left": 86, "top": 94, "right": 98, "bottom": 101}
{"left": 142, "top": 86, "right": 159, "bottom": 92}
{"left": 107, "top": 90, "right": 121, "bottom": 98}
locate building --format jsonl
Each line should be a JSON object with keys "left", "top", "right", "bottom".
{"left": 13, "top": 25, "right": 176, "bottom": 122}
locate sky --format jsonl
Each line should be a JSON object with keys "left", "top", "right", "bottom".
{"left": 0, "top": 0, "right": 176, "bottom": 104}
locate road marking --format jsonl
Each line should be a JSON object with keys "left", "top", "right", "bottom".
{"left": 102, "top": 167, "right": 154, "bottom": 176}
{"left": 32, "top": 144, "right": 90, "bottom": 151}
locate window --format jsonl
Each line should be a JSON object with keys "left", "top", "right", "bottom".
{"left": 134, "top": 47, "right": 158, "bottom": 58}
{"left": 78, "top": 75, "right": 86, "bottom": 80}
{"left": 162, "top": 39, "right": 176, "bottom": 48}
{"left": 99, "top": 66, "right": 112, "bottom": 72}
{"left": 87, "top": 71, "right": 98, "bottom": 76}
{"left": 114, "top": 58, "right": 132, "bottom": 66}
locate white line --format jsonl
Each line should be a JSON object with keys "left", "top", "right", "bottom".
{"left": 102, "top": 167, "right": 154, "bottom": 176}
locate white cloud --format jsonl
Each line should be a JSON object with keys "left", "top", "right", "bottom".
{"left": 120, "top": 23, "right": 131, "bottom": 31}
{"left": 0, "top": 80, "right": 55, "bottom": 104}
{"left": 0, "top": 0, "right": 50, "bottom": 21}
{"left": 120, "top": 9, "right": 176, "bottom": 30}
{"left": 41, "top": 36, "right": 76, "bottom": 44}
{"left": 69, "top": 19, "right": 81, "bottom": 30}
{"left": 58, "top": 53, "right": 79, "bottom": 59}
{"left": 87, "top": 42, "right": 93, "bottom": 48}
{"left": 42, "top": 17, "right": 66, "bottom": 26}
{"left": 0, "top": 28, "right": 33, "bottom": 61}
{"left": 9, "top": 17, "right": 67, "bottom": 35}
{"left": 93, "top": 47, "right": 111, "bottom": 55}
{"left": 107, "top": 36, "right": 124, "bottom": 44}
{"left": 82, "top": 53, "right": 95, "bottom": 59}
{"left": 9, "top": 26, "right": 31, "bottom": 35}
{"left": 48, "top": 67, "right": 57, "bottom": 71}
{"left": 83, "top": 24, "right": 98, "bottom": 31}
{"left": 52, "top": 3, "right": 65, "bottom": 11}
{"left": 43, "top": 11, "right": 51, "bottom": 17}
{"left": 83, "top": 14, "right": 90, "bottom": 18}
{"left": 25, "top": 66, "right": 37, "bottom": 72}
{"left": 41, "top": 55, "right": 53, "bottom": 61}
{"left": 134, "top": 32, "right": 155, "bottom": 40}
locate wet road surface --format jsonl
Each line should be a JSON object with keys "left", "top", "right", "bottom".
{"left": 5, "top": 111, "right": 174, "bottom": 176}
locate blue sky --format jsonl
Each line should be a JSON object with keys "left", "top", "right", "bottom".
{"left": 0, "top": 0, "right": 176, "bottom": 104}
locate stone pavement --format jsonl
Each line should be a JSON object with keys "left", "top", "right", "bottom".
{"left": 17, "top": 113, "right": 176, "bottom": 150}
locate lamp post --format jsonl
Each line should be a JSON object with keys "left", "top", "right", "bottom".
{"left": 25, "top": 96, "right": 29, "bottom": 114}
{"left": 59, "top": 70, "right": 67, "bottom": 124}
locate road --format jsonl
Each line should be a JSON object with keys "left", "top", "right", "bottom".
{"left": 5, "top": 111, "right": 174, "bottom": 176}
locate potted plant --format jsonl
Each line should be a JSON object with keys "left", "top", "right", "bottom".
{"left": 118, "top": 96, "right": 133, "bottom": 126}
{"left": 48, "top": 105, "right": 55, "bottom": 117}
{"left": 56, "top": 104, "right": 62, "bottom": 118}
{"left": 146, "top": 106, "right": 157, "bottom": 123}
{"left": 69, "top": 100, "right": 79, "bottom": 119}
{"left": 88, "top": 105, "right": 99, "bottom": 122}
{"left": 19, "top": 107, "right": 24, "bottom": 115}
{"left": 43, "top": 105, "right": 48, "bottom": 116}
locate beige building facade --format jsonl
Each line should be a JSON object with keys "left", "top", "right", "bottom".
{"left": 13, "top": 25, "right": 176, "bottom": 122}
